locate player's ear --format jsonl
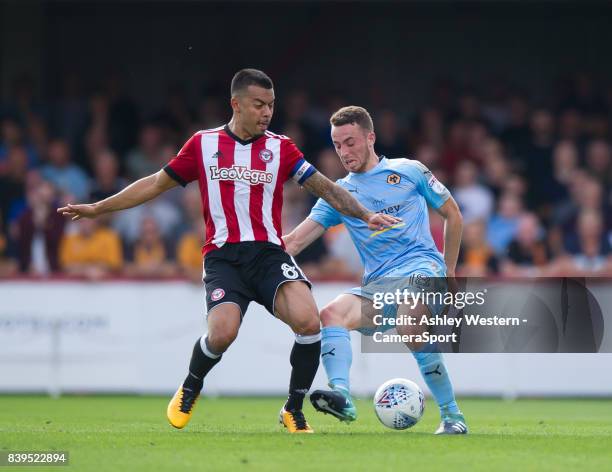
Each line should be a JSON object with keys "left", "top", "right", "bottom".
{"left": 368, "top": 131, "right": 376, "bottom": 146}
{"left": 230, "top": 96, "right": 240, "bottom": 114}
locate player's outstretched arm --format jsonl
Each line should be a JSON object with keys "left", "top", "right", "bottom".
{"left": 282, "top": 218, "right": 326, "bottom": 256}
{"left": 435, "top": 196, "right": 463, "bottom": 276}
{"left": 302, "top": 172, "right": 400, "bottom": 230}
{"left": 57, "top": 169, "right": 179, "bottom": 221}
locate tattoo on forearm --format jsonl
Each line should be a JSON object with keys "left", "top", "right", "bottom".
{"left": 304, "top": 173, "right": 369, "bottom": 220}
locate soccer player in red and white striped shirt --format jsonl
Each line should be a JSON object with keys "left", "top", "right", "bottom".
{"left": 58, "top": 69, "right": 398, "bottom": 433}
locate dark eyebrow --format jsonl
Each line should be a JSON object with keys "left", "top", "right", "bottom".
{"left": 254, "top": 98, "right": 275, "bottom": 105}
{"left": 332, "top": 136, "right": 355, "bottom": 146}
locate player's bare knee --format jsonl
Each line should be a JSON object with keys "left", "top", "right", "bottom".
{"left": 291, "top": 315, "right": 321, "bottom": 336}
{"left": 207, "top": 328, "right": 238, "bottom": 353}
{"left": 320, "top": 305, "right": 344, "bottom": 327}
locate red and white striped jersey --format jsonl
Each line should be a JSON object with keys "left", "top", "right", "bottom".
{"left": 164, "top": 125, "right": 316, "bottom": 256}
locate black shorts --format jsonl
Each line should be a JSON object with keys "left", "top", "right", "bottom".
{"left": 203, "top": 241, "right": 311, "bottom": 318}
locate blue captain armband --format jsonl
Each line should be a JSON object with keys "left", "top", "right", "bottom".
{"left": 289, "top": 158, "right": 317, "bottom": 185}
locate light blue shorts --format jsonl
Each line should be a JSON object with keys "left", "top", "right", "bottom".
{"left": 347, "top": 265, "right": 447, "bottom": 335}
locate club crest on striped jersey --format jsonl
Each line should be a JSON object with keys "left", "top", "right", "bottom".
{"left": 259, "top": 148, "right": 274, "bottom": 163}
{"left": 211, "top": 288, "right": 225, "bottom": 301}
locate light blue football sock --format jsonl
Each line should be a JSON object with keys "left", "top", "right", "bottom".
{"left": 321, "top": 326, "right": 352, "bottom": 393}
{"left": 412, "top": 343, "right": 460, "bottom": 415}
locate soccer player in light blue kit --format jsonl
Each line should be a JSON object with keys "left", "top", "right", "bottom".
{"left": 283, "top": 106, "right": 467, "bottom": 434}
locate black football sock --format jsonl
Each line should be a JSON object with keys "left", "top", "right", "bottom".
{"left": 285, "top": 335, "right": 321, "bottom": 411}
{"left": 183, "top": 336, "right": 222, "bottom": 393}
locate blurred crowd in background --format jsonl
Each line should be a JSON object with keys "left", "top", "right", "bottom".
{"left": 0, "top": 71, "right": 611, "bottom": 281}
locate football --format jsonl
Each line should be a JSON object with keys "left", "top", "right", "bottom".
{"left": 373, "top": 378, "right": 425, "bottom": 430}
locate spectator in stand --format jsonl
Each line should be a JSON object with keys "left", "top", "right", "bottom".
{"left": 27, "top": 115, "right": 49, "bottom": 166}
{"left": 520, "top": 108, "right": 556, "bottom": 210}
{"left": 41, "top": 139, "right": 90, "bottom": 201}
{"left": 112, "top": 195, "right": 183, "bottom": 247}
{"left": 585, "top": 139, "right": 611, "bottom": 187}
{"left": 430, "top": 78, "right": 455, "bottom": 120}
{"left": 551, "top": 174, "right": 610, "bottom": 255}
{"left": 177, "top": 219, "right": 205, "bottom": 283}
{"left": 52, "top": 72, "right": 89, "bottom": 156}
{"left": 104, "top": 71, "right": 139, "bottom": 156}
{"left": 125, "top": 122, "right": 166, "bottom": 179}
{"left": 562, "top": 187, "right": 611, "bottom": 252}
{"left": 415, "top": 143, "right": 447, "bottom": 184}
{"left": 3, "top": 74, "right": 47, "bottom": 129}
{"left": 501, "top": 213, "right": 550, "bottom": 276}
{"left": 89, "top": 149, "right": 127, "bottom": 201}
{"left": 80, "top": 92, "right": 111, "bottom": 172}
{"left": 282, "top": 181, "right": 312, "bottom": 233}
{"left": 82, "top": 123, "right": 110, "bottom": 176}
{"left": 375, "top": 109, "right": 406, "bottom": 158}
{"left": 125, "top": 216, "right": 175, "bottom": 277}
{"left": 13, "top": 177, "right": 65, "bottom": 275}
{"left": 157, "top": 82, "right": 195, "bottom": 136}
{"left": 584, "top": 109, "right": 609, "bottom": 140}
{"left": 112, "top": 135, "right": 183, "bottom": 245}
{"left": 500, "top": 93, "right": 531, "bottom": 155}
{"left": 487, "top": 192, "right": 524, "bottom": 255}
{"left": 481, "top": 139, "right": 512, "bottom": 198}
{"left": 59, "top": 217, "right": 122, "bottom": 279}
{"left": 414, "top": 143, "right": 441, "bottom": 170}
{"left": 196, "top": 95, "right": 226, "bottom": 130}
{"left": 560, "top": 73, "right": 606, "bottom": 116}
{"left": 457, "top": 93, "right": 482, "bottom": 121}
{"left": 278, "top": 89, "right": 325, "bottom": 156}
{"left": 479, "top": 137, "right": 506, "bottom": 164}
{"left": 176, "top": 182, "right": 202, "bottom": 228}
{"left": 481, "top": 80, "right": 511, "bottom": 133}
{"left": 0, "top": 145, "right": 28, "bottom": 229}
{"left": 550, "top": 210, "right": 612, "bottom": 276}
{"left": 0, "top": 213, "right": 17, "bottom": 276}
{"left": 465, "top": 120, "right": 490, "bottom": 163}
{"left": 414, "top": 107, "right": 445, "bottom": 150}
{"left": 557, "top": 108, "right": 584, "bottom": 144}
{"left": 0, "top": 118, "right": 39, "bottom": 171}
{"left": 502, "top": 173, "right": 528, "bottom": 200}
{"left": 548, "top": 140, "right": 579, "bottom": 203}
{"left": 441, "top": 120, "right": 470, "bottom": 176}
{"left": 452, "top": 160, "right": 494, "bottom": 224}
{"left": 175, "top": 185, "right": 204, "bottom": 282}
{"left": 458, "top": 220, "right": 498, "bottom": 276}
{"left": 282, "top": 123, "right": 306, "bottom": 155}
{"left": 317, "top": 148, "right": 347, "bottom": 181}
{"left": 316, "top": 225, "right": 362, "bottom": 281}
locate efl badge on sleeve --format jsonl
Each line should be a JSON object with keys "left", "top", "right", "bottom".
{"left": 428, "top": 175, "right": 447, "bottom": 194}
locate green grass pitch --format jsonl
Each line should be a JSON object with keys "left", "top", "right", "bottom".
{"left": 1, "top": 396, "right": 611, "bottom": 471}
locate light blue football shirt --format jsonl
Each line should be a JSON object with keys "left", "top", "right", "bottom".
{"left": 309, "top": 157, "right": 450, "bottom": 284}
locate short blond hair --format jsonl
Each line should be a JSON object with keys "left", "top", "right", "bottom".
{"left": 330, "top": 106, "right": 374, "bottom": 132}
